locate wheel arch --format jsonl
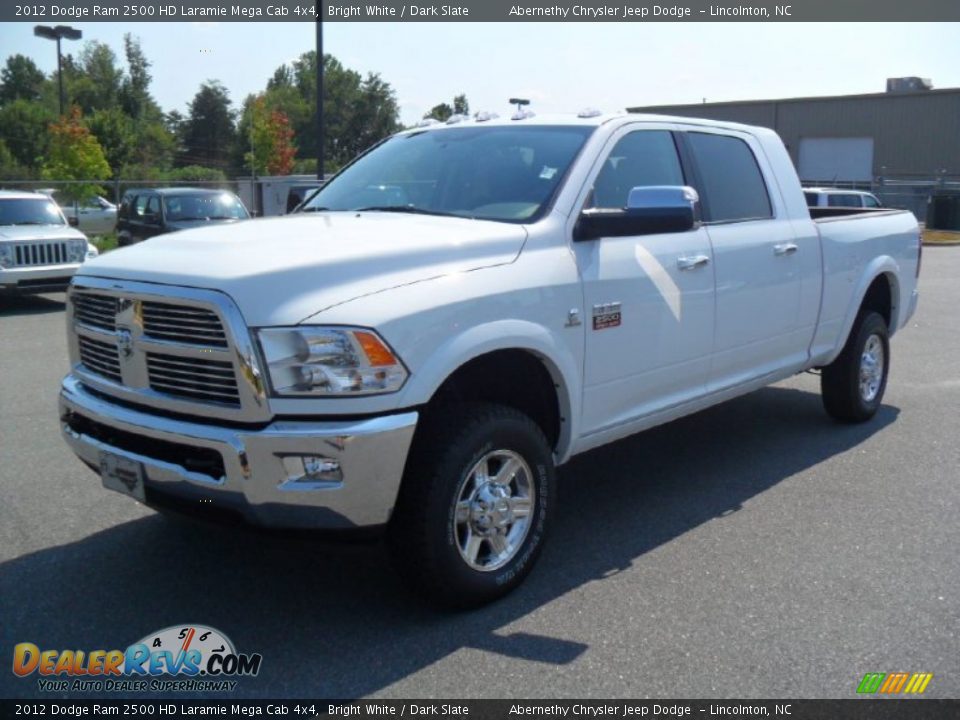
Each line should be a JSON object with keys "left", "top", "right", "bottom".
{"left": 397, "top": 320, "right": 580, "bottom": 462}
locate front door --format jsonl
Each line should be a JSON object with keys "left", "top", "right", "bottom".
{"left": 574, "top": 127, "right": 716, "bottom": 437}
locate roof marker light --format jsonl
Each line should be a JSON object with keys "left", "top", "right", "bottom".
{"left": 445, "top": 114, "right": 468, "bottom": 125}
{"left": 474, "top": 111, "right": 499, "bottom": 122}
{"left": 415, "top": 118, "right": 441, "bottom": 128}
{"left": 511, "top": 110, "right": 536, "bottom": 120}
{"left": 578, "top": 108, "right": 603, "bottom": 118}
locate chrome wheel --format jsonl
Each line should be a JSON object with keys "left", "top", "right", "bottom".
{"left": 454, "top": 449, "right": 535, "bottom": 572}
{"left": 859, "top": 333, "right": 885, "bottom": 402}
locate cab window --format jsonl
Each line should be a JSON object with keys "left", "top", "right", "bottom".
{"left": 589, "top": 130, "right": 685, "bottom": 209}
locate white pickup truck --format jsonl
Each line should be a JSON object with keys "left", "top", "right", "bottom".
{"left": 59, "top": 113, "right": 921, "bottom": 607}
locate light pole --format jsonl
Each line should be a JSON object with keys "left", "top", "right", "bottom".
{"left": 33, "top": 24, "right": 82, "bottom": 116}
{"left": 315, "top": 10, "right": 324, "bottom": 181}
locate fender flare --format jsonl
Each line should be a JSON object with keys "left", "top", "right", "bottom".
{"left": 827, "top": 256, "right": 901, "bottom": 365}
{"left": 397, "top": 319, "right": 581, "bottom": 462}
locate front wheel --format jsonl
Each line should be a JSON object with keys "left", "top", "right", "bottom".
{"left": 389, "top": 402, "right": 555, "bottom": 609}
{"left": 821, "top": 311, "right": 890, "bottom": 423}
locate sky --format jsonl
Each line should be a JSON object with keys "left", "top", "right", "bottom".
{"left": 1, "top": 22, "right": 958, "bottom": 125}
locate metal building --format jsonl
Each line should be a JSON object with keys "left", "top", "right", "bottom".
{"left": 628, "top": 82, "right": 960, "bottom": 216}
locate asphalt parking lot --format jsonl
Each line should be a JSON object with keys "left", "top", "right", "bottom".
{"left": 1, "top": 248, "right": 958, "bottom": 700}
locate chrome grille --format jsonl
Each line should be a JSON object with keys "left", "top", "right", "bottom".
{"left": 12, "top": 242, "right": 69, "bottom": 267}
{"left": 72, "top": 293, "right": 118, "bottom": 332}
{"left": 141, "top": 301, "right": 228, "bottom": 347}
{"left": 146, "top": 353, "right": 240, "bottom": 406}
{"left": 67, "top": 281, "right": 267, "bottom": 422}
{"left": 78, "top": 336, "right": 122, "bottom": 383}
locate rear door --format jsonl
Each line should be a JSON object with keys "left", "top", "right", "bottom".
{"left": 575, "top": 126, "right": 716, "bottom": 435}
{"left": 683, "top": 130, "right": 816, "bottom": 391}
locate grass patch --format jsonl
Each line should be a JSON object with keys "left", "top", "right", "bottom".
{"left": 91, "top": 233, "right": 119, "bottom": 253}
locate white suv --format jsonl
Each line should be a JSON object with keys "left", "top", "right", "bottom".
{"left": 0, "top": 191, "right": 98, "bottom": 296}
{"left": 804, "top": 188, "right": 882, "bottom": 209}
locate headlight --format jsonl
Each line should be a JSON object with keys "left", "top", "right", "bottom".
{"left": 257, "top": 327, "right": 408, "bottom": 396}
{"left": 0, "top": 244, "right": 13, "bottom": 269}
{"left": 66, "top": 240, "right": 88, "bottom": 263}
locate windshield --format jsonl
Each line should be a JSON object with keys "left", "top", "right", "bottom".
{"left": 163, "top": 193, "right": 248, "bottom": 221}
{"left": 0, "top": 197, "right": 66, "bottom": 226}
{"left": 302, "top": 125, "right": 595, "bottom": 222}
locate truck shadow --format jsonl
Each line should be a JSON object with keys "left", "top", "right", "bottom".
{"left": 0, "top": 293, "right": 66, "bottom": 317}
{"left": 0, "top": 386, "right": 898, "bottom": 699}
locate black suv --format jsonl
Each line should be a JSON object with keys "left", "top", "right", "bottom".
{"left": 116, "top": 188, "right": 250, "bottom": 246}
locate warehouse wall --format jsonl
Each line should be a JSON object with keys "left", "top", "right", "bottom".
{"left": 630, "top": 90, "right": 960, "bottom": 179}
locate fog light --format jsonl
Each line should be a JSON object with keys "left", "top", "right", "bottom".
{"left": 279, "top": 455, "right": 343, "bottom": 489}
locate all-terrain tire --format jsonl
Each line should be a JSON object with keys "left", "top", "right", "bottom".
{"left": 388, "top": 402, "right": 555, "bottom": 609}
{"left": 821, "top": 311, "right": 890, "bottom": 423}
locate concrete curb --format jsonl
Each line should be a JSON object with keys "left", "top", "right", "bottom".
{"left": 922, "top": 231, "right": 960, "bottom": 247}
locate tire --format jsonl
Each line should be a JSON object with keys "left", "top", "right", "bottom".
{"left": 821, "top": 311, "right": 890, "bottom": 423}
{"left": 389, "top": 402, "right": 555, "bottom": 609}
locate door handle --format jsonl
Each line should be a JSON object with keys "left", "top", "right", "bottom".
{"left": 677, "top": 254, "right": 710, "bottom": 271}
{"left": 774, "top": 243, "right": 799, "bottom": 256}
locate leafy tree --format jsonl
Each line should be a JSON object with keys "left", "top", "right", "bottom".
{"left": 0, "top": 138, "right": 31, "bottom": 180}
{"left": 41, "top": 108, "right": 111, "bottom": 203}
{"left": 119, "top": 34, "right": 157, "bottom": 119}
{"left": 275, "top": 52, "right": 401, "bottom": 173}
{"left": 181, "top": 81, "right": 236, "bottom": 170}
{"left": 0, "top": 99, "right": 56, "bottom": 167}
{"left": 86, "top": 107, "right": 136, "bottom": 171}
{"left": 0, "top": 55, "right": 46, "bottom": 104}
{"left": 245, "top": 96, "right": 297, "bottom": 175}
{"left": 424, "top": 94, "right": 470, "bottom": 122}
{"left": 424, "top": 103, "right": 453, "bottom": 122}
{"left": 267, "top": 65, "right": 293, "bottom": 91}
{"left": 68, "top": 42, "right": 124, "bottom": 114}
{"left": 164, "top": 165, "right": 226, "bottom": 182}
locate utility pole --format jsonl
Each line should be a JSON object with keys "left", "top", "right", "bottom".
{"left": 315, "top": 10, "right": 324, "bottom": 182}
{"left": 34, "top": 25, "right": 82, "bottom": 116}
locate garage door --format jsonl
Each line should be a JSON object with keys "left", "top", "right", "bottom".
{"left": 798, "top": 137, "right": 874, "bottom": 182}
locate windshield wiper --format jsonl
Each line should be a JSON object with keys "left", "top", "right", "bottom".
{"left": 298, "top": 206, "right": 329, "bottom": 213}
{"left": 355, "top": 205, "right": 460, "bottom": 218}
{"left": 7, "top": 221, "right": 54, "bottom": 226}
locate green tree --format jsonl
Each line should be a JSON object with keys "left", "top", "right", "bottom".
{"left": 0, "top": 138, "right": 31, "bottom": 180}
{"left": 424, "top": 94, "right": 470, "bottom": 121}
{"left": 86, "top": 107, "right": 136, "bottom": 171}
{"left": 0, "top": 54, "right": 47, "bottom": 104}
{"left": 68, "top": 42, "right": 124, "bottom": 113}
{"left": 181, "top": 80, "right": 236, "bottom": 170}
{"left": 119, "top": 34, "right": 158, "bottom": 120}
{"left": 424, "top": 103, "right": 453, "bottom": 122}
{"left": 0, "top": 99, "right": 56, "bottom": 167}
{"left": 41, "top": 108, "right": 112, "bottom": 203}
{"left": 277, "top": 52, "right": 400, "bottom": 172}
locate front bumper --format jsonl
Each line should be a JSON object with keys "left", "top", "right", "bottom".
{"left": 1, "top": 264, "right": 79, "bottom": 294}
{"left": 59, "top": 375, "right": 418, "bottom": 529}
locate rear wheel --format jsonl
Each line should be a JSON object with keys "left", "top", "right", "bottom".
{"left": 821, "top": 311, "right": 890, "bottom": 423}
{"left": 389, "top": 402, "right": 555, "bottom": 609}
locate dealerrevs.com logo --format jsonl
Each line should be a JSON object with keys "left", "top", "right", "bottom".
{"left": 12, "top": 624, "right": 262, "bottom": 693}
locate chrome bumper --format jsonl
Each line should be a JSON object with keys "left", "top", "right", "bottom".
{"left": 59, "top": 375, "right": 418, "bottom": 529}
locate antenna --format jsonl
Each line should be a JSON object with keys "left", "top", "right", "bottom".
{"left": 509, "top": 98, "right": 530, "bottom": 114}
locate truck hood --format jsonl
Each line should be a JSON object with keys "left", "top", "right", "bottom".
{"left": 79, "top": 212, "right": 527, "bottom": 326}
{"left": 0, "top": 225, "right": 87, "bottom": 242}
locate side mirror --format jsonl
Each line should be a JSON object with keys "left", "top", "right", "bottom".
{"left": 67, "top": 216, "right": 79, "bottom": 227}
{"left": 574, "top": 186, "right": 700, "bottom": 241}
